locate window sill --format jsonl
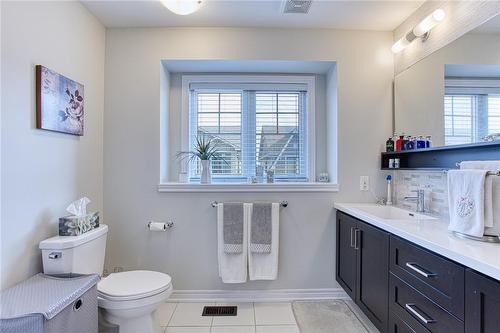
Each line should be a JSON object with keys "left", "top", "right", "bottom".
{"left": 157, "top": 182, "right": 339, "bottom": 193}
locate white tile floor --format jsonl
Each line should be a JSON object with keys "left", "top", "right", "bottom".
{"left": 158, "top": 302, "right": 300, "bottom": 333}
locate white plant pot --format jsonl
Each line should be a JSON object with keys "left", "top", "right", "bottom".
{"left": 200, "top": 160, "right": 212, "bottom": 184}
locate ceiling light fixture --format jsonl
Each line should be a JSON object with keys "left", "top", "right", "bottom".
{"left": 161, "top": 0, "right": 203, "bottom": 15}
{"left": 392, "top": 9, "right": 445, "bottom": 53}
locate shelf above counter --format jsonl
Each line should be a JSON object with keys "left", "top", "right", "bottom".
{"left": 381, "top": 141, "right": 500, "bottom": 170}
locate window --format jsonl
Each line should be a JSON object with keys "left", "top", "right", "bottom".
{"left": 195, "top": 93, "right": 242, "bottom": 176}
{"left": 184, "top": 76, "right": 314, "bottom": 183}
{"left": 444, "top": 95, "right": 477, "bottom": 145}
{"left": 255, "top": 92, "right": 305, "bottom": 178}
{"left": 444, "top": 79, "right": 500, "bottom": 145}
{"left": 489, "top": 96, "right": 500, "bottom": 134}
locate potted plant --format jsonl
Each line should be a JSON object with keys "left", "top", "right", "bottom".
{"left": 177, "top": 136, "right": 225, "bottom": 184}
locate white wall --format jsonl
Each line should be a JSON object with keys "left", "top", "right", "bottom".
{"left": 104, "top": 27, "right": 393, "bottom": 291}
{"left": 395, "top": 32, "right": 500, "bottom": 147}
{"left": 0, "top": 1, "right": 105, "bottom": 290}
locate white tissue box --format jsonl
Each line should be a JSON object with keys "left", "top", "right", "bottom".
{"left": 59, "top": 212, "right": 100, "bottom": 236}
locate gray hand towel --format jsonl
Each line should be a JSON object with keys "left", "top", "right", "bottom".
{"left": 223, "top": 203, "right": 244, "bottom": 254}
{"left": 251, "top": 203, "right": 273, "bottom": 253}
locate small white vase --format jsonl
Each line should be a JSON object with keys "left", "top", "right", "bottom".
{"left": 200, "top": 160, "right": 212, "bottom": 184}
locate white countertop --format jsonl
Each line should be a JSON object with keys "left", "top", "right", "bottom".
{"left": 334, "top": 203, "right": 500, "bottom": 281}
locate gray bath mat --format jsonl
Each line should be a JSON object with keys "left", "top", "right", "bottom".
{"left": 292, "top": 300, "right": 372, "bottom": 333}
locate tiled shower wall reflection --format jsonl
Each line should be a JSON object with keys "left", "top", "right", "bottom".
{"left": 393, "top": 170, "right": 449, "bottom": 218}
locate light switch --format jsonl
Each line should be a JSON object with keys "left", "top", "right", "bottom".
{"left": 360, "top": 176, "right": 369, "bottom": 191}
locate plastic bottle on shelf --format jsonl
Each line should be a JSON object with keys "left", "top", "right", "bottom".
{"left": 401, "top": 136, "right": 410, "bottom": 151}
{"left": 417, "top": 136, "right": 427, "bottom": 149}
{"left": 405, "top": 136, "right": 415, "bottom": 150}
{"left": 386, "top": 137, "right": 395, "bottom": 152}
{"left": 395, "top": 135, "right": 404, "bottom": 152}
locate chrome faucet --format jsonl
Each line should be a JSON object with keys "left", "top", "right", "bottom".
{"left": 404, "top": 189, "right": 425, "bottom": 213}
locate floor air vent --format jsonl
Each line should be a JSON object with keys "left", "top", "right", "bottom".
{"left": 282, "top": 0, "right": 312, "bottom": 14}
{"left": 202, "top": 306, "right": 238, "bottom": 316}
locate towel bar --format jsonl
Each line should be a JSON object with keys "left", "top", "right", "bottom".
{"left": 211, "top": 201, "right": 288, "bottom": 208}
{"left": 454, "top": 162, "right": 500, "bottom": 176}
{"left": 453, "top": 231, "right": 500, "bottom": 243}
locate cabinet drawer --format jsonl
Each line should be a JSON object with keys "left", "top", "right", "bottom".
{"left": 389, "top": 311, "right": 429, "bottom": 333}
{"left": 390, "top": 236, "right": 464, "bottom": 319}
{"left": 390, "top": 274, "right": 464, "bottom": 333}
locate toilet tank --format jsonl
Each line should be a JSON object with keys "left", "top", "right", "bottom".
{"left": 39, "top": 225, "right": 108, "bottom": 276}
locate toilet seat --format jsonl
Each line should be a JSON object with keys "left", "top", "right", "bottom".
{"left": 98, "top": 270, "right": 172, "bottom": 302}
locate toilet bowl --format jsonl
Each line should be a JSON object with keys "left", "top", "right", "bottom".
{"left": 98, "top": 270, "right": 173, "bottom": 333}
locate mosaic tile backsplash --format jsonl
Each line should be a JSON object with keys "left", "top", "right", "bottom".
{"left": 393, "top": 170, "right": 449, "bottom": 218}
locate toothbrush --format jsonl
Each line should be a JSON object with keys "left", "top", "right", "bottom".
{"left": 386, "top": 175, "right": 393, "bottom": 205}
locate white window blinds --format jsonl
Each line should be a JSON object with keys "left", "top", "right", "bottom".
{"left": 189, "top": 89, "right": 308, "bottom": 182}
{"left": 444, "top": 78, "right": 500, "bottom": 145}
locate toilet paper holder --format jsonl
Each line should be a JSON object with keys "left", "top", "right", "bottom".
{"left": 147, "top": 221, "right": 174, "bottom": 231}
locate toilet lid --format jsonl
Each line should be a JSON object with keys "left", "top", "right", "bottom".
{"left": 98, "top": 270, "right": 172, "bottom": 300}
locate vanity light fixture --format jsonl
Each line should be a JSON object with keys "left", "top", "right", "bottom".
{"left": 161, "top": 0, "right": 203, "bottom": 15}
{"left": 392, "top": 9, "right": 445, "bottom": 53}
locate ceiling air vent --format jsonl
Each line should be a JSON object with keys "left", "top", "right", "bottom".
{"left": 282, "top": 0, "right": 312, "bottom": 14}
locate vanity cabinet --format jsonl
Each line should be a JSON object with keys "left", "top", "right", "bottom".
{"left": 336, "top": 209, "right": 500, "bottom": 333}
{"left": 465, "top": 270, "right": 500, "bottom": 333}
{"left": 336, "top": 211, "right": 390, "bottom": 333}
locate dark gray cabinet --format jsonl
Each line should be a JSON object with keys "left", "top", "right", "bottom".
{"left": 336, "top": 212, "right": 357, "bottom": 299}
{"left": 336, "top": 209, "right": 500, "bottom": 333}
{"left": 389, "top": 311, "right": 426, "bottom": 333}
{"left": 389, "top": 273, "right": 464, "bottom": 333}
{"left": 465, "top": 270, "right": 500, "bottom": 333}
{"left": 336, "top": 211, "right": 390, "bottom": 333}
{"left": 390, "top": 236, "right": 465, "bottom": 320}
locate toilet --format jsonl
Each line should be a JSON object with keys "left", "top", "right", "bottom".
{"left": 39, "top": 225, "right": 172, "bottom": 333}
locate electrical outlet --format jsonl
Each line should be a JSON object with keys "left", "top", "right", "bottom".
{"left": 360, "top": 176, "right": 369, "bottom": 191}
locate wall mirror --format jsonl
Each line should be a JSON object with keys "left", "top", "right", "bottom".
{"left": 394, "top": 13, "right": 500, "bottom": 148}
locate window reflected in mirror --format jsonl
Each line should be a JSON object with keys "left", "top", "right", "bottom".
{"left": 444, "top": 69, "right": 500, "bottom": 145}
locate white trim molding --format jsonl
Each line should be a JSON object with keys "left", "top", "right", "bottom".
{"left": 169, "top": 288, "right": 348, "bottom": 303}
{"left": 157, "top": 182, "right": 339, "bottom": 193}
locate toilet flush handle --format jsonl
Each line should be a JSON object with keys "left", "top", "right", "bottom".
{"left": 48, "top": 252, "right": 62, "bottom": 259}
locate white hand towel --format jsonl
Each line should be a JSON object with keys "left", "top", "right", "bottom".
{"left": 248, "top": 203, "right": 280, "bottom": 281}
{"left": 448, "top": 170, "right": 488, "bottom": 237}
{"left": 217, "top": 203, "right": 249, "bottom": 283}
{"left": 460, "top": 161, "right": 500, "bottom": 230}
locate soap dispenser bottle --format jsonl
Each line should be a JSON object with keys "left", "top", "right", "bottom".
{"left": 395, "top": 135, "right": 404, "bottom": 151}
{"left": 386, "top": 137, "right": 394, "bottom": 152}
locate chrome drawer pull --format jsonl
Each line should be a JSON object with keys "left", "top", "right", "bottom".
{"left": 350, "top": 227, "right": 355, "bottom": 248}
{"left": 354, "top": 229, "right": 361, "bottom": 250}
{"left": 405, "top": 303, "right": 436, "bottom": 324}
{"left": 406, "top": 262, "right": 437, "bottom": 278}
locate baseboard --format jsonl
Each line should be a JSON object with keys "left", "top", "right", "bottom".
{"left": 170, "top": 288, "right": 349, "bottom": 302}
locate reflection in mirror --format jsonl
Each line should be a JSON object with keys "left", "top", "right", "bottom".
{"left": 444, "top": 65, "right": 500, "bottom": 145}
{"left": 394, "top": 13, "right": 500, "bottom": 148}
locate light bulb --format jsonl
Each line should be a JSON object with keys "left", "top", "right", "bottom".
{"left": 413, "top": 9, "right": 445, "bottom": 37}
{"left": 391, "top": 36, "right": 410, "bottom": 53}
{"left": 161, "top": 0, "right": 203, "bottom": 15}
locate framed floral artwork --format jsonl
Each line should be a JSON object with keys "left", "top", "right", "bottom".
{"left": 36, "top": 65, "right": 84, "bottom": 136}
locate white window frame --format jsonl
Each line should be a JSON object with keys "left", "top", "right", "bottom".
{"left": 181, "top": 75, "right": 316, "bottom": 183}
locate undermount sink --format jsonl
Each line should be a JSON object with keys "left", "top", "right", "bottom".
{"left": 352, "top": 204, "right": 438, "bottom": 221}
